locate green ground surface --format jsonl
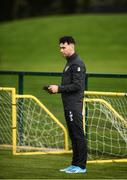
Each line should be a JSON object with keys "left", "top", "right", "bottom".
{"left": 0, "top": 150, "right": 127, "bottom": 179}
{"left": 0, "top": 14, "right": 127, "bottom": 179}
{"left": 0, "top": 14, "right": 127, "bottom": 73}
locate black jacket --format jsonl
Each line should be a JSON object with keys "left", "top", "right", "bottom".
{"left": 58, "top": 53, "right": 86, "bottom": 110}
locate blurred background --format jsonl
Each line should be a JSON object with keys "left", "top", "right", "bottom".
{"left": 0, "top": 0, "right": 127, "bottom": 21}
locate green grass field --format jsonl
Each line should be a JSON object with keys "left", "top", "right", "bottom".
{"left": 0, "top": 14, "right": 127, "bottom": 73}
{"left": 0, "top": 14, "right": 127, "bottom": 179}
{"left": 0, "top": 150, "right": 127, "bottom": 179}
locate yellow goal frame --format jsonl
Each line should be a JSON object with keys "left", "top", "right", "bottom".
{"left": 84, "top": 91, "right": 127, "bottom": 163}
{"left": 0, "top": 87, "right": 69, "bottom": 155}
{"left": 0, "top": 87, "right": 127, "bottom": 163}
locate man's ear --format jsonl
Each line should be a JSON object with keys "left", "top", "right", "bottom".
{"left": 70, "top": 43, "right": 75, "bottom": 51}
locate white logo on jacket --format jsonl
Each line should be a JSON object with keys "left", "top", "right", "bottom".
{"left": 64, "top": 66, "right": 69, "bottom": 72}
{"left": 77, "top": 67, "right": 81, "bottom": 72}
{"left": 69, "top": 111, "right": 73, "bottom": 121}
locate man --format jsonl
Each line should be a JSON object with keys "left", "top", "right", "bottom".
{"left": 48, "top": 36, "right": 87, "bottom": 173}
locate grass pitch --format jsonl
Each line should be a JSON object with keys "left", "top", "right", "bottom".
{"left": 0, "top": 14, "right": 127, "bottom": 73}
{"left": 0, "top": 150, "right": 127, "bottom": 179}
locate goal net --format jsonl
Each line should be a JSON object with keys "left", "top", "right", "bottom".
{"left": 0, "top": 88, "right": 69, "bottom": 155}
{"left": 0, "top": 88, "right": 12, "bottom": 147}
{"left": 84, "top": 91, "right": 127, "bottom": 161}
{"left": 1, "top": 87, "right": 127, "bottom": 161}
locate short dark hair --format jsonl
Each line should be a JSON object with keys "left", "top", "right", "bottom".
{"left": 59, "top": 36, "right": 75, "bottom": 45}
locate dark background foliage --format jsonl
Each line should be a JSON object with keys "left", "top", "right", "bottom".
{"left": 0, "top": 0, "right": 127, "bottom": 22}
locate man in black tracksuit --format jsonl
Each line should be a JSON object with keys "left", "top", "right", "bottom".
{"left": 48, "top": 36, "right": 87, "bottom": 173}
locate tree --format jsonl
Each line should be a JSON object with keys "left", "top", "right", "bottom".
{"left": 61, "top": 0, "right": 77, "bottom": 14}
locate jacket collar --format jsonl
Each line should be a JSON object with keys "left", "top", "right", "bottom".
{"left": 66, "top": 53, "right": 77, "bottom": 63}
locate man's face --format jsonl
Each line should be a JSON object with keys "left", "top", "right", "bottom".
{"left": 59, "top": 42, "right": 74, "bottom": 57}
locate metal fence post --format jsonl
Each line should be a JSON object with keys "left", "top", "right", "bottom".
{"left": 18, "top": 72, "right": 24, "bottom": 94}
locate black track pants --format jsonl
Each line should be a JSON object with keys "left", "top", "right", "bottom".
{"left": 64, "top": 109, "right": 87, "bottom": 169}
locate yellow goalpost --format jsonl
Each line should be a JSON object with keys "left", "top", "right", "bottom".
{"left": 84, "top": 91, "right": 127, "bottom": 163}
{"left": 0, "top": 87, "right": 69, "bottom": 155}
{"left": 0, "top": 87, "right": 127, "bottom": 163}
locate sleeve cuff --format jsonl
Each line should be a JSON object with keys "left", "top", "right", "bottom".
{"left": 58, "top": 85, "right": 64, "bottom": 93}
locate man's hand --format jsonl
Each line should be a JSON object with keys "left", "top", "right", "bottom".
{"left": 48, "top": 85, "right": 59, "bottom": 93}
